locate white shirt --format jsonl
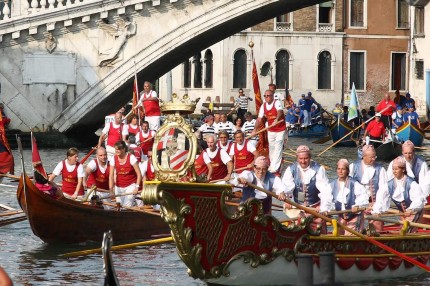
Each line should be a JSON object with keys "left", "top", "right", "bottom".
{"left": 197, "top": 123, "right": 215, "bottom": 138}
{"left": 372, "top": 178, "right": 424, "bottom": 214}
{"left": 349, "top": 162, "right": 388, "bottom": 198}
{"left": 138, "top": 90, "right": 158, "bottom": 105}
{"left": 280, "top": 162, "right": 330, "bottom": 197}
{"left": 87, "top": 159, "right": 108, "bottom": 174}
{"left": 258, "top": 100, "right": 283, "bottom": 118}
{"left": 229, "top": 141, "right": 256, "bottom": 156}
{"left": 136, "top": 130, "right": 155, "bottom": 144}
{"left": 53, "top": 160, "right": 85, "bottom": 178}
{"left": 102, "top": 122, "right": 129, "bottom": 136}
{"left": 238, "top": 170, "right": 288, "bottom": 199}
{"left": 214, "top": 121, "right": 236, "bottom": 138}
{"left": 274, "top": 92, "right": 285, "bottom": 108}
{"left": 203, "top": 147, "right": 232, "bottom": 165}
{"left": 320, "top": 179, "right": 369, "bottom": 212}
{"left": 139, "top": 160, "right": 154, "bottom": 178}
{"left": 386, "top": 157, "right": 430, "bottom": 196}
{"left": 109, "top": 154, "right": 138, "bottom": 167}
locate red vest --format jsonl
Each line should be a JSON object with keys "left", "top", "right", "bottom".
{"left": 114, "top": 154, "right": 137, "bottom": 188}
{"left": 61, "top": 161, "right": 84, "bottom": 196}
{"left": 128, "top": 124, "right": 140, "bottom": 136}
{"left": 264, "top": 100, "right": 286, "bottom": 132}
{"left": 107, "top": 122, "right": 123, "bottom": 147}
{"left": 130, "top": 145, "right": 143, "bottom": 162}
{"left": 139, "top": 130, "right": 155, "bottom": 155}
{"left": 195, "top": 152, "right": 208, "bottom": 176}
{"left": 142, "top": 91, "right": 161, "bottom": 116}
{"left": 145, "top": 160, "right": 156, "bottom": 181}
{"left": 217, "top": 141, "right": 232, "bottom": 154}
{"left": 233, "top": 141, "right": 254, "bottom": 173}
{"left": 87, "top": 159, "right": 110, "bottom": 190}
{"left": 209, "top": 148, "right": 228, "bottom": 181}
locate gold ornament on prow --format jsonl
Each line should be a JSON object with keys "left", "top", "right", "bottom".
{"left": 152, "top": 93, "right": 200, "bottom": 182}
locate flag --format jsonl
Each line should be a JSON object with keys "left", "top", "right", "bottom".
{"left": 252, "top": 54, "right": 263, "bottom": 114}
{"left": 0, "top": 112, "right": 14, "bottom": 175}
{"left": 131, "top": 74, "right": 143, "bottom": 123}
{"left": 347, "top": 82, "right": 359, "bottom": 121}
{"left": 157, "top": 128, "right": 175, "bottom": 151}
{"left": 31, "top": 132, "right": 47, "bottom": 179}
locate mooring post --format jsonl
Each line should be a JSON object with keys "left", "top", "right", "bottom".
{"left": 297, "top": 254, "right": 313, "bottom": 286}
{"left": 319, "top": 252, "right": 335, "bottom": 284}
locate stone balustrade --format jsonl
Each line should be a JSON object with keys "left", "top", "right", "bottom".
{"left": 275, "top": 22, "right": 292, "bottom": 32}
{"left": 318, "top": 23, "right": 333, "bottom": 32}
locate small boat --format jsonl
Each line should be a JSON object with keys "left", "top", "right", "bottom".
{"left": 375, "top": 140, "right": 402, "bottom": 161}
{"left": 329, "top": 118, "right": 359, "bottom": 147}
{"left": 396, "top": 121, "right": 425, "bottom": 147}
{"left": 0, "top": 203, "right": 26, "bottom": 227}
{"left": 287, "top": 121, "right": 329, "bottom": 138}
{"left": 16, "top": 173, "right": 169, "bottom": 243}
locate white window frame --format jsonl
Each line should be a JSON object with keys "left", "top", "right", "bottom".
{"left": 316, "top": 1, "right": 336, "bottom": 32}
{"left": 396, "top": 0, "right": 410, "bottom": 29}
{"left": 348, "top": 50, "right": 367, "bottom": 91}
{"left": 349, "top": 0, "right": 367, "bottom": 29}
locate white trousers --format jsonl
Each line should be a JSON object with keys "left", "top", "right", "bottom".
{"left": 146, "top": 116, "right": 161, "bottom": 131}
{"left": 267, "top": 130, "right": 285, "bottom": 173}
{"left": 115, "top": 184, "right": 136, "bottom": 207}
{"left": 106, "top": 145, "right": 116, "bottom": 162}
{"left": 303, "top": 110, "right": 311, "bottom": 126}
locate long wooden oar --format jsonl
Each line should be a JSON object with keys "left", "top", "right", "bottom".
{"left": 102, "top": 202, "right": 160, "bottom": 217}
{"left": 366, "top": 216, "right": 430, "bottom": 230}
{"left": 61, "top": 236, "right": 173, "bottom": 258}
{"left": 317, "top": 105, "right": 392, "bottom": 157}
{"left": 245, "top": 119, "right": 285, "bottom": 140}
{"left": 247, "top": 182, "right": 430, "bottom": 272}
{"left": 80, "top": 146, "right": 98, "bottom": 164}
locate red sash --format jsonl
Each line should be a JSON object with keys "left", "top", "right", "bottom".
{"left": 233, "top": 141, "right": 254, "bottom": 173}
{"left": 209, "top": 148, "right": 228, "bottom": 181}
{"left": 61, "top": 161, "right": 84, "bottom": 196}
{"left": 107, "top": 122, "right": 123, "bottom": 147}
{"left": 264, "top": 100, "right": 286, "bottom": 132}
{"left": 114, "top": 154, "right": 137, "bottom": 187}
{"left": 87, "top": 159, "right": 110, "bottom": 189}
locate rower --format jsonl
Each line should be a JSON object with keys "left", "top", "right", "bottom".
{"left": 126, "top": 114, "right": 140, "bottom": 137}
{"left": 203, "top": 134, "right": 233, "bottom": 183}
{"left": 386, "top": 140, "right": 429, "bottom": 195}
{"left": 363, "top": 113, "right": 385, "bottom": 148}
{"left": 229, "top": 130, "right": 258, "bottom": 174}
{"left": 321, "top": 159, "right": 369, "bottom": 235}
{"left": 98, "top": 112, "right": 128, "bottom": 160}
{"left": 83, "top": 147, "right": 110, "bottom": 203}
{"left": 194, "top": 146, "right": 211, "bottom": 179}
{"left": 349, "top": 145, "right": 387, "bottom": 208}
{"left": 237, "top": 156, "right": 287, "bottom": 214}
{"left": 128, "top": 135, "right": 143, "bottom": 163}
{"left": 216, "top": 130, "right": 233, "bottom": 154}
{"left": 137, "top": 81, "right": 161, "bottom": 131}
{"left": 136, "top": 120, "right": 155, "bottom": 161}
{"left": 278, "top": 145, "right": 330, "bottom": 233}
{"left": 372, "top": 156, "right": 424, "bottom": 232}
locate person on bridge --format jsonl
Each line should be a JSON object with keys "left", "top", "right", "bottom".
{"left": 98, "top": 112, "right": 128, "bottom": 160}
{"left": 49, "top": 147, "right": 84, "bottom": 199}
{"left": 109, "top": 140, "right": 141, "bottom": 208}
{"left": 83, "top": 147, "right": 110, "bottom": 203}
{"left": 229, "top": 130, "right": 258, "bottom": 174}
{"left": 236, "top": 156, "right": 287, "bottom": 214}
{"left": 137, "top": 81, "right": 161, "bottom": 131}
{"left": 250, "top": 89, "right": 286, "bottom": 175}
{"left": 278, "top": 145, "right": 330, "bottom": 233}
{"left": 136, "top": 120, "right": 155, "bottom": 160}
{"left": 203, "top": 134, "right": 233, "bottom": 182}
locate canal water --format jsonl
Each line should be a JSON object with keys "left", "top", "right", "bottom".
{"left": 1, "top": 137, "right": 430, "bottom": 285}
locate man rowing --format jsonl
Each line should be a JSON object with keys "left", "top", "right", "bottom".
{"left": 320, "top": 159, "right": 369, "bottom": 235}
{"left": 136, "top": 121, "right": 155, "bottom": 160}
{"left": 349, "top": 145, "right": 387, "bottom": 208}
{"left": 203, "top": 134, "right": 233, "bottom": 183}
{"left": 83, "top": 147, "right": 111, "bottom": 205}
{"left": 278, "top": 145, "right": 330, "bottom": 232}
{"left": 237, "top": 156, "right": 287, "bottom": 214}
{"left": 229, "top": 130, "right": 258, "bottom": 174}
{"left": 98, "top": 112, "right": 128, "bottom": 160}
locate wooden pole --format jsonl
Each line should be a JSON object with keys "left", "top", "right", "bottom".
{"left": 245, "top": 119, "right": 285, "bottom": 140}
{"left": 246, "top": 182, "right": 430, "bottom": 272}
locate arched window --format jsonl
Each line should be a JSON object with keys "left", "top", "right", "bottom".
{"left": 318, "top": 51, "right": 331, "bottom": 89}
{"left": 183, "top": 60, "right": 191, "bottom": 88}
{"left": 204, "top": 50, "right": 213, "bottom": 88}
{"left": 193, "top": 53, "right": 202, "bottom": 88}
{"left": 233, "top": 49, "right": 247, "bottom": 88}
{"left": 275, "top": 50, "right": 289, "bottom": 89}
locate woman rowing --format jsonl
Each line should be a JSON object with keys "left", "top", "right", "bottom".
{"left": 48, "top": 147, "right": 84, "bottom": 199}
{"left": 109, "top": 141, "right": 142, "bottom": 208}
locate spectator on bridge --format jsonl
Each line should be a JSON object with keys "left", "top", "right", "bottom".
{"left": 137, "top": 81, "right": 161, "bottom": 131}
{"left": 235, "top": 88, "right": 253, "bottom": 120}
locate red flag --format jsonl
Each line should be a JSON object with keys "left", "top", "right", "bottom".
{"left": 157, "top": 128, "right": 175, "bottom": 150}
{"left": 252, "top": 56, "right": 263, "bottom": 114}
{"left": 130, "top": 74, "right": 143, "bottom": 124}
{"left": 31, "top": 132, "right": 47, "bottom": 178}
{"left": 0, "top": 112, "right": 14, "bottom": 174}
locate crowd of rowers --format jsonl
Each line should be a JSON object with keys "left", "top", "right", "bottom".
{"left": 34, "top": 83, "right": 429, "bottom": 234}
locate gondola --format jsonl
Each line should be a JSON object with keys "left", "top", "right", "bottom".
{"left": 375, "top": 140, "right": 403, "bottom": 160}
{"left": 287, "top": 121, "right": 329, "bottom": 138}
{"left": 396, "top": 121, "right": 425, "bottom": 147}
{"left": 329, "top": 118, "right": 359, "bottom": 147}
{"left": 16, "top": 173, "right": 169, "bottom": 243}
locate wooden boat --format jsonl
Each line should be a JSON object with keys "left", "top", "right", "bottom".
{"left": 0, "top": 203, "right": 26, "bottom": 227}
{"left": 329, "top": 118, "right": 359, "bottom": 147}
{"left": 16, "top": 173, "right": 169, "bottom": 243}
{"left": 142, "top": 181, "right": 430, "bottom": 285}
{"left": 396, "top": 121, "right": 425, "bottom": 147}
{"left": 287, "top": 121, "right": 329, "bottom": 138}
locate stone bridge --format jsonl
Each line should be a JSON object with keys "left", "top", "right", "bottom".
{"left": 0, "top": 0, "right": 326, "bottom": 136}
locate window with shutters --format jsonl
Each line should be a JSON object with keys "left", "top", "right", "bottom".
{"left": 233, "top": 49, "right": 247, "bottom": 88}
{"left": 275, "top": 50, "right": 289, "bottom": 90}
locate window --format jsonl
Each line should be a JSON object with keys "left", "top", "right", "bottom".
{"left": 319, "top": 1, "right": 332, "bottom": 23}
{"left": 183, "top": 60, "right": 191, "bottom": 88}
{"left": 276, "top": 13, "right": 290, "bottom": 23}
{"left": 193, "top": 54, "right": 202, "bottom": 88}
{"left": 391, "top": 53, "right": 407, "bottom": 90}
{"left": 415, "top": 60, "right": 424, "bottom": 80}
{"left": 350, "top": 52, "right": 365, "bottom": 90}
{"left": 204, "top": 50, "right": 213, "bottom": 88}
{"left": 233, "top": 49, "right": 247, "bottom": 88}
{"left": 318, "top": 51, "right": 331, "bottom": 89}
{"left": 414, "top": 7, "right": 424, "bottom": 36}
{"left": 275, "top": 50, "right": 289, "bottom": 89}
{"left": 397, "top": 0, "right": 409, "bottom": 28}
{"left": 350, "top": 0, "right": 364, "bottom": 27}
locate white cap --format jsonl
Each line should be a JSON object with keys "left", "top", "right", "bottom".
{"left": 375, "top": 113, "right": 381, "bottom": 117}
